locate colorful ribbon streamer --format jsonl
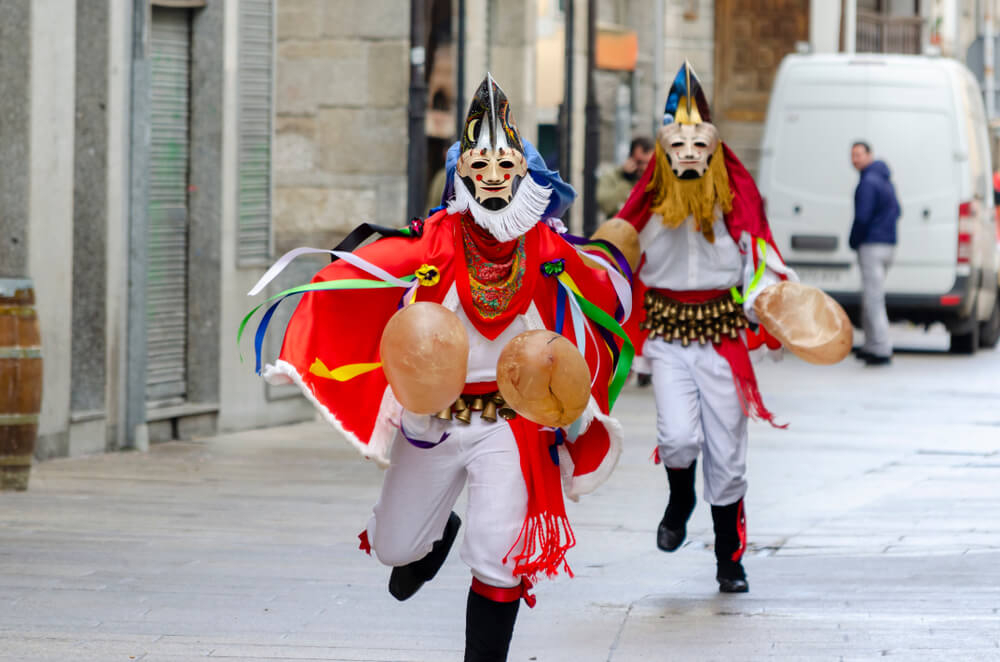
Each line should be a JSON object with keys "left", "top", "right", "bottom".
{"left": 238, "top": 275, "right": 417, "bottom": 374}
{"left": 555, "top": 272, "right": 634, "bottom": 409}
{"left": 731, "top": 237, "right": 767, "bottom": 305}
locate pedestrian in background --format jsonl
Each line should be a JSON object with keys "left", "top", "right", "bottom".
{"left": 596, "top": 136, "right": 654, "bottom": 220}
{"left": 849, "top": 141, "right": 900, "bottom": 366}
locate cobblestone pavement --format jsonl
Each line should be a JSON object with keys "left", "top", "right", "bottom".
{"left": 1, "top": 328, "right": 998, "bottom": 661}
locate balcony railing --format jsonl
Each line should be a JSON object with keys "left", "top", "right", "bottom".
{"left": 857, "top": 10, "right": 923, "bottom": 54}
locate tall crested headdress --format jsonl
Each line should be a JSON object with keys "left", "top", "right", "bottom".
{"left": 460, "top": 73, "right": 524, "bottom": 154}
{"left": 662, "top": 60, "right": 712, "bottom": 126}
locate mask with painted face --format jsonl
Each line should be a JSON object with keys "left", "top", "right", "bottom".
{"left": 646, "top": 61, "right": 733, "bottom": 240}
{"left": 456, "top": 75, "right": 528, "bottom": 210}
{"left": 448, "top": 74, "right": 552, "bottom": 243}
{"left": 657, "top": 121, "right": 720, "bottom": 180}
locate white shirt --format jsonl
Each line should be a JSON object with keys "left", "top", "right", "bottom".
{"left": 638, "top": 210, "right": 743, "bottom": 291}
{"left": 454, "top": 305, "right": 530, "bottom": 384}
{"left": 637, "top": 209, "right": 795, "bottom": 324}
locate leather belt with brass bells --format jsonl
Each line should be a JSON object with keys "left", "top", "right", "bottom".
{"left": 639, "top": 290, "right": 749, "bottom": 347}
{"left": 434, "top": 391, "right": 517, "bottom": 424}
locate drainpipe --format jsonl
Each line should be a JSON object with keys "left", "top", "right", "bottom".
{"left": 582, "top": 0, "right": 599, "bottom": 235}
{"left": 407, "top": 0, "right": 428, "bottom": 220}
{"left": 653, "top": 0, "right": 664, "bottom": 135}
{"left": 844, "top": 0, "right": 857, "bottom": 53}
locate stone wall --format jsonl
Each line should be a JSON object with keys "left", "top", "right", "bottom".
{"left": 663, "top": 0, "right": 715, "bottom": 99}
{"left": 274, "top": 0, "right": 410, "bottom": 252}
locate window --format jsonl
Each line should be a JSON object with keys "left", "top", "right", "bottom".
{"left": 236, "top": 0, "right": 274, "bottom": 265}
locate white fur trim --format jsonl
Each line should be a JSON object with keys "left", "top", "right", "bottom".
{"left": 263, "top": 359, "right": 394, "bottom": 468}
{"left": 447, "top": 172, "right": 552, "bottom": 243}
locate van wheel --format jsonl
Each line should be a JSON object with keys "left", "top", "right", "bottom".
{"left": 949, "top": 312, "right": 979, "bottom": 355}
{"left": 979, "top": 296, "right": 1000, "bottom": 349}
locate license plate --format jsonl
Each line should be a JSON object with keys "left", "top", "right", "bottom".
{"left": 793, "top": 267, "right": 848, "bottom": 286}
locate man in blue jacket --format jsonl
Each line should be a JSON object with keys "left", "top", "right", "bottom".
{"left": 849, "top": 141, "right": 900, "bottom": 366}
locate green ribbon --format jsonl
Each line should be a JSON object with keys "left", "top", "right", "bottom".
{"left": 559, "top": 282, "right": 634, "bottom": 410}
{"left": 731, "top": 237, "right": 767, "bottom": 304}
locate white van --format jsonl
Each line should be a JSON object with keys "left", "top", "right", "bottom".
{"left": 758, "top": 54, "right": 1000, "bottom": 353}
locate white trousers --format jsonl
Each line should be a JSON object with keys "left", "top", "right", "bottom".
{"left": 858, "top": 243, "right": 894, "bottom": 358}
{"left": 366, "top": 411, "right": 528, "bottom": 588}
{"left": 645, "top": 337, "right": 748, "bottom": 506}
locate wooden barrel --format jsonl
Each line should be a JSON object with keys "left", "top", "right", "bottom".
{"left": 0, "top": 278, "right": 42, "bottom": 491}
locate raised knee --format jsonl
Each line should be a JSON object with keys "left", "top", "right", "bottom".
{"left": 372, "top": 534, "right": 428, "bottom": 567}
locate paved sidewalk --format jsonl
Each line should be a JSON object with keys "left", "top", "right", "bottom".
{"left": 1, "top": 335, "right": 999, "bottom": 661}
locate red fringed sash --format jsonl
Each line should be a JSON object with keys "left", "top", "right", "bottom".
{"left": 504, "top": 416, "right": 576, "bottom": 581}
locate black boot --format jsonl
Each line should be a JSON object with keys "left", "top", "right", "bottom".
{"left": 388, "top": 512, "right": 461, "bottom": 601}
{"left": 464, "top": 585, "right": 520, "bottom": 662}
{"left": 656, "top": 461, "right": 697, "bottom": 552}
{"left": 711, "top": 499, "right": 749, "bottom": 593}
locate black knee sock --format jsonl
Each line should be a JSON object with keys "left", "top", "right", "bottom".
{"left": 663, "top": 460, "right": 697, "bottom": 529}
{"left": 464, "top": 586, "right": 520, "bottom": 662}
{"left": 711, "top": 499, "right": 747, "bottom": 580}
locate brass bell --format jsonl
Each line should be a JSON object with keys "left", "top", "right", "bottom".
{"left": 470, "top": 396, "right": 485, "bottom": 412}
{"left": 728, "top": 327, "right": 739, "bottom": 339}
{"left": 455, "top": 396, "right": 468, "bottom": 412}
{"left": 681, "top": 335, "right": 690, "bottom": 347}
{"left": 655, "top": 323, "right": 666, "bottom": 338}
{"left": 698, "top": 334, "right": 707, "bottom": 345}
{"left": 434, "top": 406, "right": 453, "bottom": 421}
{"left": 481, "top": 398, "right": 498, "bottom": 423}
{"left": 671, "top": 327, "right": 682, "bottom": 341}
{"left": 454, "top": 406, "right": 473, "bottom": 424}
{"left": 721, "top": 320, "right": 730, "bottom": 335}
{"left": 498, "top": 406, "right": 517, "bottom": 420}
{"left": 695, "top": 305, "right": 704, "bottom": 321}
{"left": 713, "top": 332, "right": 721, "bottom": 344}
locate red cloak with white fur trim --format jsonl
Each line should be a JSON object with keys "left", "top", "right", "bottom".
{"left": 264, "top": 210, "right": 626, "bottom": 578}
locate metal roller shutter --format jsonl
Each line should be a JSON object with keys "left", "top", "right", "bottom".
{"left": 146, "top": 7, "right": 191, "bottom": 407}
{"left": 237, "top": 0, "right": 274, "bottom": 265}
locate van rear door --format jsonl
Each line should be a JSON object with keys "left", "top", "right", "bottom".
{"left": 760, "top": 59, "right": 961, "bottom": 297}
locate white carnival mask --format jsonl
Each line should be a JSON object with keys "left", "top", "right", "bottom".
{"left": 657, "top": 121, "right": 720, "bottom": 180}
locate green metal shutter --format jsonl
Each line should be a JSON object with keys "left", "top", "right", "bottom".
{"left": 146, "top": 7, "right": 191, "bottom": 406}
{"left": 237, "top": 0, "right": 274, "bottom": 265}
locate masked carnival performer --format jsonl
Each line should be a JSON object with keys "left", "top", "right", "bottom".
{"left": 242, "top": 75, "right": 633, "bottom": 661}
{"left": 612, "top": 62, "right": 803, "bottom": 594}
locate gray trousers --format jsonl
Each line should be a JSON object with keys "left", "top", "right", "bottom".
{"left": 858, "top": 243, "right": 894, "bottom": 357}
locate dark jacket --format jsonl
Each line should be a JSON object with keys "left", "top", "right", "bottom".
{"left": 849, "top": 160, "right": 900, "bottom": 249}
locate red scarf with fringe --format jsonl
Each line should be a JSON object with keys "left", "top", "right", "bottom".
{"left": 504, "top": 417, "right": 576, "bottom": 580}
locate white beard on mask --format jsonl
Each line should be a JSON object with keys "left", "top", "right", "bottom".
{"left": 446, "top": 172, "right": 553, "bottom": 243}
